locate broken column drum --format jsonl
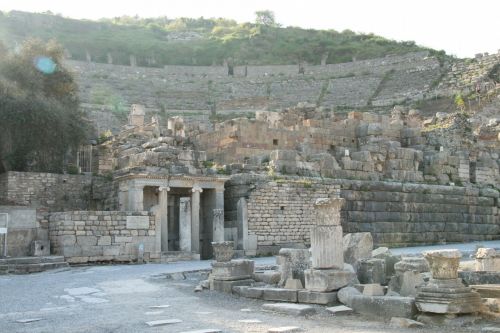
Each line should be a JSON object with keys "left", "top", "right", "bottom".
{"left": 305, "top": 197, "right": 356, "bottom": 292}
{"left": 415, "top": 249, "right": 482, "bottom": 314}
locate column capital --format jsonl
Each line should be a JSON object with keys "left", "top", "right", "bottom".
{"left": 215, "top": 187, "right": 225, "bottom": 193}
{"left": 159, "top": 186, "right": 170, "bottom": 192}
{"left": 192, "top": 186, "right": 203, "bottom": 193}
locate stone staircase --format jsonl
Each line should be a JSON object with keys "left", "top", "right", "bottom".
{"left": 0, "top": 256, "right": 69, "bottom": 275}
{"left": 160, "top": 251, "right": 201, "bottom": 263}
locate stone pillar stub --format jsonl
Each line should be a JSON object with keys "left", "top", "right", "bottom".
{"left": 237, "top": 197, "right": 248, "bottom": 250}
{"left": 191, "top": 186, "right": 203, "bottom": 253}
{"left": 159, "top": 187, "right": 170, "bottom": 252}
{"left": 213, "top": 208, "right": 224, "bottom": 243}
{"left": 311, "top": 225, "right": 343, "bottom": 269}
{"left": 179, "top": 197, "right": 192, "bottom": 252}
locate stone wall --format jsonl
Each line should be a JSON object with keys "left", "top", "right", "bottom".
{"left": 49, "top": 211, "right": 158, "bottom": 264}
{"left": 0, "top": 172, "right": 92, "bottom": 211}
{"left": 225, "top": 175, "right": 499, "bottom": 254}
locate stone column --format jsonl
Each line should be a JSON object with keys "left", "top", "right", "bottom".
{"left": 305, "top": 197, "right": 356, "bottom": 292}
{"left": 191, "top": 186, "right": 203, "bottom": 253}
{"left": 158, "top": 187, "right": 170, "bottom": 252}
{"left": 127, "top": 183, "right": 144, "bottom": 211}
{"left": 213, "top": 208, "right": 224, "bottom": 243}
{"left": 311, "top": 197, "right": 344, "bottom": 269}
{"left": 179, "top": 197, "right": 191, "bottom": 252}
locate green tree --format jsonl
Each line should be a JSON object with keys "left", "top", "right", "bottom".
{"left": 255, "top": 10, "right": 277, "bottom": 27}
{"left": 0, "top": 38, "right": 88, "bottom": 173}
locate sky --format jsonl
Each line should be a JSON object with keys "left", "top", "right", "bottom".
{"left": 1, "top": 0, "right": 499, "bottom": 58}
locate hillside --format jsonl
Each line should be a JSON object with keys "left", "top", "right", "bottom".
{"left": 0, "top": 10, "right": 447, "bottom": 67}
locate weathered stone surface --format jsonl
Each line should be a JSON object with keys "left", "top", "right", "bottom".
{"left": 337, "top": 286, "right": 362, "bottom": 306}
{"left": 394, "top": 257, "right": 430, "bottom": 273}
{"left": 326, "top": 305, "right": 353, "bottom": 315}
{"left": 393, "top": 271, "right": 425, "bottom": 297}
{"left": 389, "top": 317, "right": 425, "bottom": 328}
{"left": 304, "top": 268, "right": 356, "bottom": 292}
{"left": 145, "top": 319, "right": 182, "bottom": 327}
{"left": 267, "top": 327, "right": 302, "bottom": 333}
{"left": 211, "top": 260, "right": 254, "bottom": 281}
{"left": 232, "top": 286, "right": 264, "bottom": 299}
{"left": 262, "top": 303, "right": 316, "bottom": 316}
{"left": 471, "top": 285, "right": 500, "bottom": 298}
{"left": 284, "top": 279, "right": 303, "bottom": 290}
{"left": 361, "top": 284, "right": 384, "bottom": 296}
{"left": 460, "top": 271, "right": 500, "bottom": 285}
{"left": 126, "top": 216, "right": 150, "bottom": 229}
{"left": 297, "top": 290, "right": 337, "bottom": 305}
{"left": 357, "top": 258, "right": 386, "bottom": 284}
{"left": 350, "top": 295, "right": 418, "bottom": 319}
{"left": 416, "top": 278, "right": 483, "bottom": 314}
{"left": 212, "top": 279, "right": 253, "bottom": 293}
{"left": 343, "top": 233, "right": 373, "bottom": 266}
{"left": 253, "top": 270, "right": 281, "bottom": 285}
{"left": 310, "top": 226, "right": 343, "bottom": 269}
{"left": 277, "top": 248, "right": 310, "bottom": 286}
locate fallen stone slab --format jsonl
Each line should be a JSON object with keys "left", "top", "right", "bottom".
{"left": 238, "top": 319, "right": 262, "bottom": 323}
{"left": 213, "top": 278, "right": 253, "bottom": 293}
{"left": 361, "top": 284, "right": 384, "bottom": 296}
{"left": 326, "top": 305, "right": 353, "bottom": 315}
{"left": 232, "top": 286, "right": 264, "bottom": 299}
{"left": 390, "top": 317, "right": 425, "bottom": 328}
{"left": 482, "top": 327, "right": 500, "bottom": 332}
{"left": 254, "top": 270, "right": 281, "bottom": 284}
{"left": 144, "top": 311, "right": 163, "bottom": 315}
{"left": 262, "top": 288, "right": 298, "bottom": 302}
{"left": 337, "top": 287, "right": 362, "bottom": 306}
{"left": 417, "top": 313, "right": 480, "bottom": 327}
{"left": 149, "top": 304, "right": 171, "bottom": 309}
{"left": 298, "top": 290, "right": 337, "bottom": 305}
{"left": 145, "top": 319, "right": 182, "bottom": 327}
{"left": 470, "top": 284, "right": 500, "bottom": 298}
{"left": 16, "top": 318, "right": 44, "bottom": 323}
{"left": 268, "top": 327, "right": 302, "bottom": 333}
{"left": 460, "top": 271, "right": 500, "bottom": 285}
{"left": 262, "top": 303, "right": 316, "bottom": 316}
{"left": 179, "top": 329, "right": 222, "bottom": 333}
{"left": 349, "top": 295, "right": 417, "bottom": 319}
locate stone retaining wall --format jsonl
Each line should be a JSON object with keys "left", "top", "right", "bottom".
{"left": 0, "top": 171, "right": 92, "bottom": 211}
{"left": 225, "top": 175, "right": 499, "bottom": 254}
{"left": 49, "top": 211, "right": 158, "bottom": 264}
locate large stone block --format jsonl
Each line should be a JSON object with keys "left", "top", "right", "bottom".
{"left": 350, "top": 295, "right": 417, "bottom": 319}
{"left": 212, "top": 279, "right": 253, "bottom": 293}
{"left": 262, "top": 303, "right": 316, "bottom": 316}
{"left": 211, "top": 259, "right": 254, "bottom": 281}
{"left": 277, "top": 248, "right": 310, "bottom": 287}
{"left": 357, "top": 258, "right": 386, "bottom": 284}
{"left": 262, "top": 288, "right": 298, "bottom": 302}
{"left": 311, "top": 226, "right": 343, "bottom": 269}
{"left": 298, "top": 290, "right": 337, "bottom": 305}
{"left": 305, "top": 268, "right": 356, "bottom": 292}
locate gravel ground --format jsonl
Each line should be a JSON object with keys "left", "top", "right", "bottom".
{"left": 0, "top": 262, "right": 496, "bottom": 333}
